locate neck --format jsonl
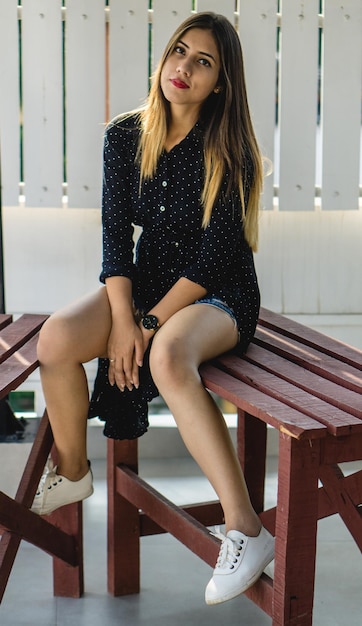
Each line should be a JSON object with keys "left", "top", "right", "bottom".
{"left": 165, "top": 105, "right": 200, "bottom": 151}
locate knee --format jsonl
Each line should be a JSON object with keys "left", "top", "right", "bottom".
{"left": 37, "top": 314, "right": 74, "bottom": 367}
{"left": 149, "top": 335, "right": 198, "bottom": 391}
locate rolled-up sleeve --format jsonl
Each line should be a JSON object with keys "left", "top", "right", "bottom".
{"left": 100, "top": 125, "right": 136, "bottom": 283}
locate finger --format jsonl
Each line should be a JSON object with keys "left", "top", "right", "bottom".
{"left": 113, "top": 355, "right": 134, "bottom": 391}
{"left": 135, "top": 337, "right": 144, "bottom": 368}
{"left": 108, "top": 359, "right": 116, "bottom": 386}
{"left": 112, "top": 360, "right": 126, "bottom": 391}
{"left": 131, "top": 358, "right": 140, "bottom": 389}
{"left": 123, "top": 359, "right": 135, "bottom": 391}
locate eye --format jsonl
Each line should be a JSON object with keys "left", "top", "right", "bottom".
{"left": 174, "top": 45, "right": 185, "bottom": 55}
{"left": 198, "top": 58, "right": 212, "bottom": 68}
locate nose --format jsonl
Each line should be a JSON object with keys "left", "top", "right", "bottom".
{"left": 176, "top": 58, "right": 191, "bottom": 77}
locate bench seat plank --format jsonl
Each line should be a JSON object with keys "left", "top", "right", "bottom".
{"left": 245, "top": 343, "right": 362, "bottom": 420}
{"left": 0, "top": 315, "right": 12, "bottom": 331}
{"left": 0, "top": 314, "right": 48, "bottom": 363}
{"left": 217, "top": 353, "right": 362, "bottom": 435}
{"left": 258, "top": 308, "right": 362, "bottom": 371}
{"left": 0, "top": 334, "right": 41, "bottom": 398}
{"left": 200, "top": 364, "right": 327, "bottom": 440}
{"left": 254, "top": 327, "right": 362, "bottom": 394}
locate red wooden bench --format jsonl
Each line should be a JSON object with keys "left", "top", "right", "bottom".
{"left": 1, "top": 309, "right": 361, "bottom": 625}
{"left": 107, "top": 308, "right": 362, "bottom": 626}
{"left": 0, "top": 313, "right": 84, "bottom": 602}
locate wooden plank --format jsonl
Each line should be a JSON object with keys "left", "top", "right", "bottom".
{"left": 116, "top": 464, "right": 224, "bottom": 567}
{"left": 0, "top": 315, "right": 12, "bottom": 331}
{"left": 278, "top": 0, "right": 320, "bottom": 212}
{"left": 116, "top": 465, "right": 272, "bottom": 615}
{"left": 116, "top": 466, "right": 274, "bottom": 614}
{"left": 14, "top": 413, "right": 53, "bottom": 507}
{"left": 318, "top": 469, "right": 362, "bottom": 520}
{"left": 108, "top": 0, "right": 149, "bottom": 119}
{"left": 151, "top": 0, "right": 192, "bottom": 72}
{"left": 319, "top": 464, "right": 362, "bottom": 550}
{"left": 0, "top": 492, "right": 78, "bottom": 566}
{"left": 22, "top": 0, "right": 64, "bottom": 207}
{"left": 237, "top": 411, "right": 267, "bottom": 513}
{"left": 0, "top": 1, "right": 20, "bottom": 206}
{"left": 242, "top": 343, "right": 362, "bottom": 422}
{"left": 273, "top": 436, "right": 320, "bottom": 624}
{"left": 51, "top": 502, "right": 84, "bottom": 598}
{"left": 258, "top": 308, "right": 362, "bottom": 370}
{"left": 0, "top": 414, "right": 52, "bottom": 602}
{"left": 197, "top": 0, "right": 236, "bottom": 24}
{"left": 139, "top": 502, "right": 223, "bottom": 536}
{"left": 239, "top": 0, "right": 278, "bottom": 211}
{"left": 321, "top": 432, "right": 362, "bottom": 465}
{"left": 65, "top": 0, "right": 105, "bottom": 208}
{"left": 107, "top": 438, "right": 140, "bottom": 595}
{"left": 253, "top": 327, "right": 362, "bottom": 398}
{"left": 0, "top": 314, "right": 48, "bottom": 363}
{"left": 0, "top": 335, "right": 41, "bottom": 398}
{"left": 321, "top": 0, "right": 362, "bottom": 210}
{"left": 200, "top": 363, "right": 327, "bottom": 439}
{"left": 218, "top": 353, "right": 362, "bottom": 435}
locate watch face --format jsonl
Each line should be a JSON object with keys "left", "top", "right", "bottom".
{"left": 142, "top": 314, "right": 159, "bottom": 331}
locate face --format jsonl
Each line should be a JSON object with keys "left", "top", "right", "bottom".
{"left": 160, "top": 28, "right": 221, "bottom": 114}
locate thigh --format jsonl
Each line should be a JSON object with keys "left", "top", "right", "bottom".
{"left": 40, "top": 286, "right": 112, "bottom": 363}
{"left": 151, "top": 303, "right": 239, "bottom": 367}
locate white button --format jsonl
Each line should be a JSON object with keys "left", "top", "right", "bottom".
{"left": 174, "top": 242, "right": 179, "bottom": 247}
{"left": 160, "top": 205, "right": 166, "bottom": 212}
{"left": 162, "top": 180, "right": 168, "bottom": 187}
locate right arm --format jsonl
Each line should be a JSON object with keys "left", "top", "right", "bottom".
{"left": 100, "top": 120, "right": 144, "bottom": 390}
{"left": 105, "top": 275, "right": 144, "bottom": 391}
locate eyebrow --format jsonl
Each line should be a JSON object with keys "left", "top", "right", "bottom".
{"left": 178, "top": 39, "right": 217, "bottom": 63}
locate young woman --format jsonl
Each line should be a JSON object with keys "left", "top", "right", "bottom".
{"left": 31, "top": 12, "right": 274, "bottom": 605}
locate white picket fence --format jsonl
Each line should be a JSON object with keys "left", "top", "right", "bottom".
{"left": 0, "top": 0, "right": 361, "bottom": 212}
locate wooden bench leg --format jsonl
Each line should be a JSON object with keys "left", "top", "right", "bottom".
{"left": 51, "top": 502, "right": 84, "bottom": 598}
{"left": 273, "top": 434, "right": 320, "bottom": 626}
{"left": 237, "top": 409, "right": 267, "bottom": 514}
{"left": 107, "top": 438, "right": 140, "bottom": 596}
{"left": 48, "top": 445, "right": 84, "bottom": 598}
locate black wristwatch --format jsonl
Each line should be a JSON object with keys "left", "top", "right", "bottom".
{"left": 141, "top": 314, "right": 160, "bottom": 332}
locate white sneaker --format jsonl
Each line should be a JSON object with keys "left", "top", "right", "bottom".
{"left": 205, "top": 526, "right": 275, "bottom": 605}
{"left": 31, "top": 459, "right": 94, "bottom": 516}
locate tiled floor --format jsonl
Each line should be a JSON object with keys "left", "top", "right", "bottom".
{"left": 1, "top": 456, "right": 361, "bottom": 626}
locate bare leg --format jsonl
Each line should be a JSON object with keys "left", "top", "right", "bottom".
{"left": 37, "top": 287, "right": 112, "bottom": 480}
{"left": 149, "top": 304, "right": 261, "bottom": 536}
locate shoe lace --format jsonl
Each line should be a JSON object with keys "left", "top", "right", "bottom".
{"left": 35, "top": 458, "right": 62, "bottom": 495}
{"left": 211, "top": 526, "right": 244, "bottom": 571}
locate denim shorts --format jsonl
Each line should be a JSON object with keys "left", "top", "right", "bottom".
{"left": 194, "top": 296, "right": 239, "bottom": 333}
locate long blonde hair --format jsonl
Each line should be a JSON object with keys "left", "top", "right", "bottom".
{"left": 135, "top": 12, "right": 263, "bottom": 251}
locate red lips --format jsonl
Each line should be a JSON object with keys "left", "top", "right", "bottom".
{"left": 170, "top": 78, "right": 189, "bottom": 89}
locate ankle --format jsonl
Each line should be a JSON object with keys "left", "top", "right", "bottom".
{"left": 225, "top": 514, "right": 262, "bottom": 538}
{"left": 57, "top": 460, "right": 89, "bottom": 482}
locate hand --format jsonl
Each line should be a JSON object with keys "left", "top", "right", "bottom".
{"left": 107, "top": 320, "right": 144, "bottom": 391}
{"left": 138, "top": 322, "right": 157, "bottom": 354}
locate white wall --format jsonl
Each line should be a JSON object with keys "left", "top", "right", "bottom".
{"left": 4, "top": 205, "right": 362, "bottom": 346}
